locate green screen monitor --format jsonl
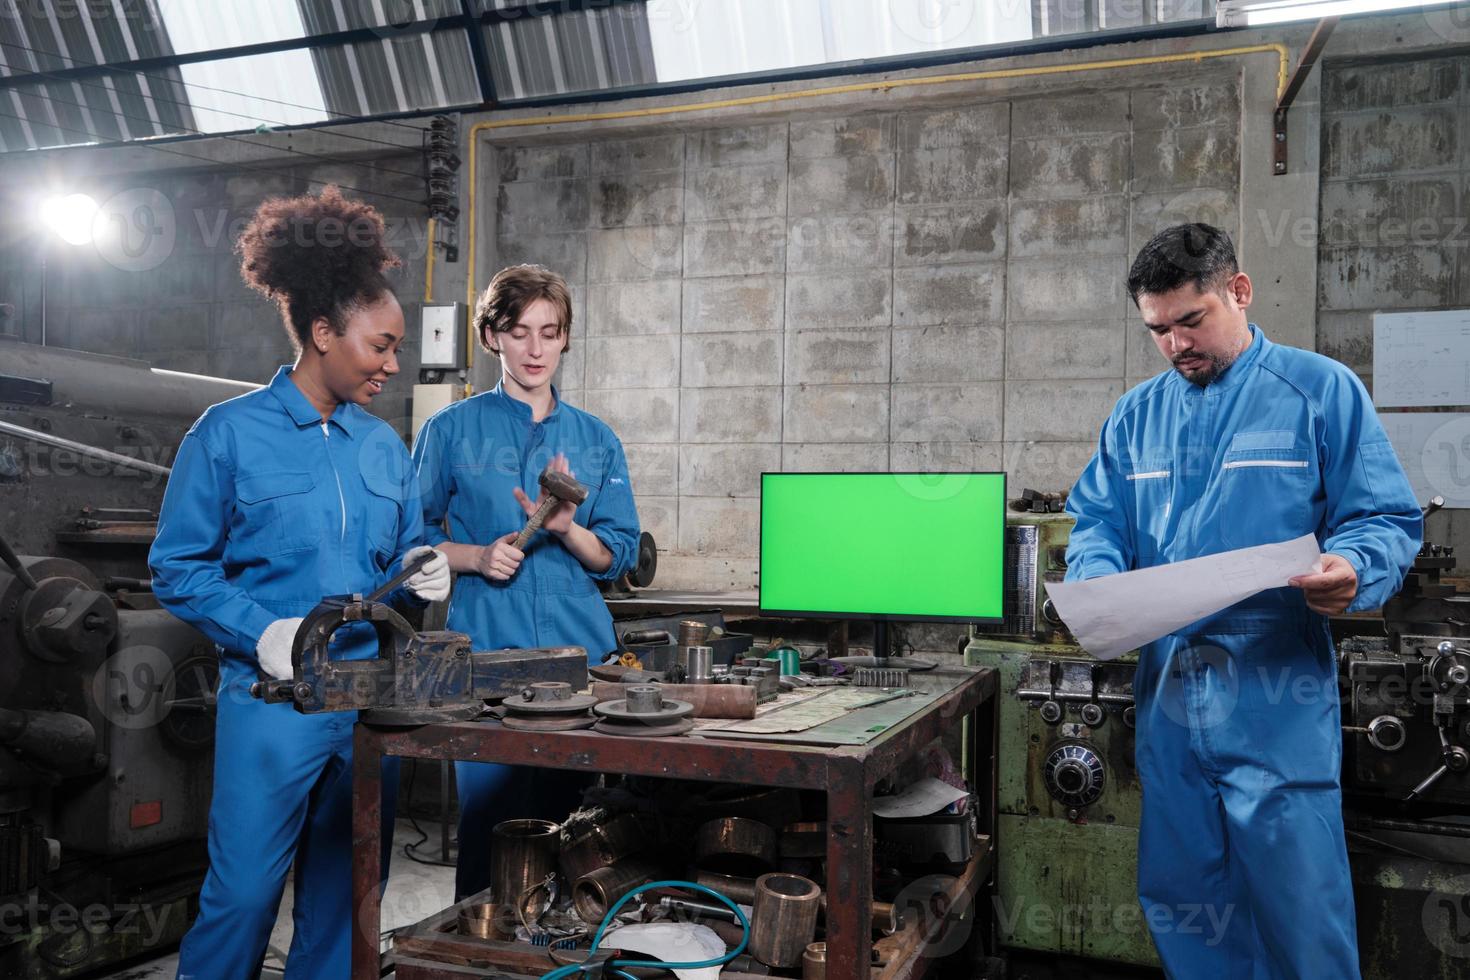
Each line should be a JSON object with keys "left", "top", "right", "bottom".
{"left": 759, "top": 472, "right": 1007, "bottom": 624}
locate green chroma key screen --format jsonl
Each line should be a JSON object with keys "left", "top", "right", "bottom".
{"left": 758, "top": 472, "right": 1007, "bottom": 623}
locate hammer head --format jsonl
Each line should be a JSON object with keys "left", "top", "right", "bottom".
{"left": 539, "top": 468, "right": 589, "bottom": 506}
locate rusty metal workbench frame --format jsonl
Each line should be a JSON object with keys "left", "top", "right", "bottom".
{"left": 352, "top": 666, "right": 998, "bottom": 980}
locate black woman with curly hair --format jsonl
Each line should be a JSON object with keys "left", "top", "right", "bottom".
{"left": 149, "top": 186, "right": 449, "bottom": 980}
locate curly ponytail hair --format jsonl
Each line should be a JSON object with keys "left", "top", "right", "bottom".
{"left": 236, "top": 185, "right": 401, "bottom": 350}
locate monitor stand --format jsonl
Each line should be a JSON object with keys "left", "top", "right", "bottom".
{"left": 872, "top": 619, "right": 891, "bottom": 660}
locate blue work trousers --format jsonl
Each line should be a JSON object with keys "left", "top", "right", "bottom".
{"left": 176, "top": 672, "right": 398, "bottom": 980}
{"left": 1134, "top": 627, "right": 1359, "bottom": 979}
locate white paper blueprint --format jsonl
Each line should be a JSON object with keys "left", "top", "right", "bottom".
{"left": 1379, "top": 411, "right": 1470, "bottom": 509}
{"left": 1373, "top": 310, "right": 1470, "bottom": 408}
{"left": 1044, "top": 534, "right": 1323, "bottom": 661}
{"left": 873, "top": 777, "right": 971, "bottom": 819}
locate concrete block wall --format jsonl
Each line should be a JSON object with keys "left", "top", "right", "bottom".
{"left": 488, "top": 71, "right": 1243, "bottom": 590}
{"left": 1318, "top": 53, "right": 1470, "bottom": 556}
{"left": 0, "top": 158, "right": 433, "bottom": 434}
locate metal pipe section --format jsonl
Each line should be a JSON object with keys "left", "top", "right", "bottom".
{"left": 751, "top": 873, "right": 822, "bottom": 968}
{"left": 694, "top": 869, "right": 902, "bottom": 935}
{"left": 694, "top": 817, "right": 777, "bottom": 876}
{"left": 571, "top": 859, "right": 657, "bottom": 924}
{"left": 489, "top": 819, "right": 559, "bottom": 916}
{"left": 1, "top": 340, "right": 259, "bottom": 422}
{"left": 559, "top": 812, "right": 643, "bottom": 883}
{"left": 1346, "top": 816, "right": 1470, "bottom": 840}
{"left": 0, "top": 418, "right": 172, "bottom": 478}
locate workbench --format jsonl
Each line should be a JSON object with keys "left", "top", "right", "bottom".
{"left": 351, "top": 666, "right": 999, "bottom": 979}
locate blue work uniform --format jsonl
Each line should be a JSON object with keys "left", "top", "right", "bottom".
{"left": 150, "top": 366, "right": 421, "bottom": 980}
{"left": 411, "top": 382, "right": 640, "bottom": 898}
{"left": 1065, "top": 325, "right": 1421, "bottom": 979}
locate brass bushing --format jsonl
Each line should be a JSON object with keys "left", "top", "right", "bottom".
{"left": 560, "top": 812, "right": 644, "bottom": 883}
{"left": 802, "top": 941, "right": 827, "bottom": 980}
{"left": 751, "top": 872, "right": 822, "bottom": 968}
{"left": 490, "top": 819, "right": 559, "bottom": 917}
{"left": 457, "top": 902, "right": 515, "bottom": 941}
{"left": 694, "top": 816, "right": 777, "bottom": 876}
{"left": 572, "top": 859, "right": 658, "bottom": 924}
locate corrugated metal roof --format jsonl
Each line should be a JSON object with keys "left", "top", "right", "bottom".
{"left": 0, "top": 1, "right": 1217, "bottom": 153}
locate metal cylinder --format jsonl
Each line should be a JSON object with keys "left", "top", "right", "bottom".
{"left": 685, "top": 645, "right": 714, "bottom": 683}
{"left": 773, "top": 648, "right": 801, "bottom": 676}
{"left": 624, "top": 685, "right": 663, "bottom": 714}
{"left": 458, "top": 902, "right": 513, "bottom": 940}
{"left": 751, "top": 873, "right": 821, "bottom": 968}
{"left": 694, "top": 817, "right": 778, "bottom": 876}
{"left": 523, "top": 681, "right": 572, "bottom": 703}
{"left": 678, "top": 621, "right": 711, "bottom": 647}
{"left": 802, "top": 941, "right": 827, "bottom": 980}
{"left": 817, "top": 895, "right": 902, "bottom": 936}
{"left": 696, "top": 870, "right": 900, "bottom": 936}
{"left": 572, "top": 859, "right": 658, "bottom": 924}
{"left": 559, "top": 812, "right": 644, "bottom": 882}
{"left": 490, "top": 819, "right": 559, "bottom": 915}
{"left": 692, "top": 870, "right": 758, "bottom": 906}
{"left": 780, "top": 821, "right": 826, "bottom": 859}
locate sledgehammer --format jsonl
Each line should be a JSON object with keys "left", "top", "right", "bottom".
{"left": 511, "top": 467, "right": 589, "bottom": 549}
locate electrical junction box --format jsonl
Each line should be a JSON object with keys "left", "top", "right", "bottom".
{"left": 420, "top": 303, "right": 463, "bottom": 369}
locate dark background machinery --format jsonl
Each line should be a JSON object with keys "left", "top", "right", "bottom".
{"left": 0, "top": 338, "right": 253, "bottom": 978}
{"left": 965, "top": 498, "right": 1470, "bottom": 978}
{"left": 1338, "top": 499, "right": 1470, "bottom": 977}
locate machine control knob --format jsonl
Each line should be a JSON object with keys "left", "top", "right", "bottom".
{"left": 1453, "top": 665, "right": 1470, "bottom": 687}
{"left": 1079, "top": 703, "right": 1105, "bottom": 727}
{"left": 1039, "top": 700, "right": 1063, "bottom": 724}
{"left": 1041, "top": 598, "right": 1063, "bottom": 626}
{"left": 1043, "top": 743, "right": 1105, "bottom": 808}
{"left": 1366, "top": 715, "right": 1408, "bottom": 753}
{"left": 1440, "top": 640, "right": 1457, "bottom": 657}
{"left": 1122, "top": 706, "right": 1136, "bottom": 728}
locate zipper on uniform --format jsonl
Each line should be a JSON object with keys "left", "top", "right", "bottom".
{"left": 321, "top": 421, "right": 346, "bottom": 540}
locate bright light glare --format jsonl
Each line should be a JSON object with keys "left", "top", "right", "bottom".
{"left": 40, "top": 194, "right": 99, "bottom": 245}
{"left": 1222, "top": 0, "right": 1460, "bottom": 26}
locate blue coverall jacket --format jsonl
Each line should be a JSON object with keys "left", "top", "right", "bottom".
{"left": 150, "top": 366, "right": 420, "bottom": 980}
{"left": 1065, "top": 325, "right": 1421, "bottom": 979}
{"left": 411, "top": 382, "right": 640, "bottom": 896}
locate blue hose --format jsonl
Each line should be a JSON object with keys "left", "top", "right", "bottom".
{"left": 538, "top": 880, "right": 750, "bottom": 979}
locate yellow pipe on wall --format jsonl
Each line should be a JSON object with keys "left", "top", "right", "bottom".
{"left": 454, "top": 41, "right": 1291, "bottom": 393}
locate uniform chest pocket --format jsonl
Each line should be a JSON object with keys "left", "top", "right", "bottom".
{"left": 234, "top": 471, "right": 320, "bottom": 557}
{"left": 1216, "top": 449, "right": 1312, "bottom": 550}
{"left": 361, "top": 482, "right": 403, "bottom": 568}
{"left": 1127, "top": 464, "right": 1172, "bottom": 563}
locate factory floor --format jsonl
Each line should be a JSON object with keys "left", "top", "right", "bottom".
{"left": 98, "top": 818, "right": 457, "bottom": 980}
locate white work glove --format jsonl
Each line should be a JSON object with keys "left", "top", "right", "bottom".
{"left": 402, "top": 545, "right": 451, "bottom": 602}
{"left": 256, "top": 617, "right": 304, "bottom": 682}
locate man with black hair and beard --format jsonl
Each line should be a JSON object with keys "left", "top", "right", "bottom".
{"left": 1063, "top": 223, "right": 1421, "bottom": 978}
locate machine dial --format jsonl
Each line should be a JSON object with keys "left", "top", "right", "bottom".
{"left": 1043, "top": 742, "right": 1106, "bottom": 808}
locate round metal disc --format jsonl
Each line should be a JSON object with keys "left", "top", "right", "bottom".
{"left": 593, "top": 716, "right": 694, "bottom": 738}
{"left": 502, "top": 713, "right": 597, "bottom": 732}
{"left": 360, "top": 703, "right": 486, "bottom": 727}
{"left": 592, "top": 697, "right": 693, "bottom": 722}
{"left": 505, "top": 693, "right": 600, "bottom": 716}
